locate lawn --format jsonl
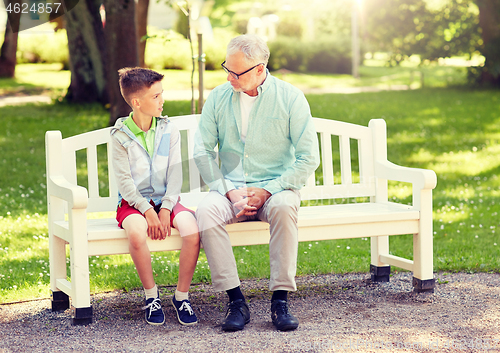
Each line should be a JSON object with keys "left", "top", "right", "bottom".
{"left": 1, "top": 64, "right": 499, "bottom": 304}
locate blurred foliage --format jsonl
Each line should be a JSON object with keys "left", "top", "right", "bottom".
{"left": 16, "top": 26, "right": 69, "bottom": 69}
{"left": 268, "top": 37, "right": 351, "bottom": 74}
{"left": 145, "top": 27, "right": 235, "bottom": 70}
{"left": 364, "top": 0, "right": 481, "bottom": 65}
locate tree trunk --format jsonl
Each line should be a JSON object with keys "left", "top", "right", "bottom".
{"left": 476, "top": 0, "right": 500, "bottom": 86}
{"left": 136, "top": 0, "right": 150, "bottom": 68}
{"left": 65, "top": 0, "right": 108, "bottom": 103}
{"left": 104, "top": 0, "right": 139, "bottom": 125}
{"left": 0, "top": 0, "right": 21, "bottom": 78}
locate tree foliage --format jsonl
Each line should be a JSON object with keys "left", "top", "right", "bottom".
{"left": 364, "top": 0, "right": 481, "bottom": 64}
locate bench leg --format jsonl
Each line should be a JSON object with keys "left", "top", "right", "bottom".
{"left": 72, "top": 306, "right": 93, "bottom": 325}
{"left": 412, "top": 277, "right": 435, "bottom": 293}
{"left": 51, "top": 290, "right": 70, "bottom": 311}
{"left": 370, "top": 235, "right": 390, "bottom": 282}
{"left": 412, "top": 189, "right": 435, "bottom": 293}
{"left": 370, "top": 264, "right": 391, "bottom": 282}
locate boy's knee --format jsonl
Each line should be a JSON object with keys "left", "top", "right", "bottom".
{"left": 127, "top": 230, "right": 148, "bottom": 250}
{"left": 182, "top": 233, "right": 201, "bottom": 248}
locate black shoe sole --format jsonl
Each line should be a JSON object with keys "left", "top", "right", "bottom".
{"left": 222, "top": 318, "right": 250, "bottom": 332}
{"left": 273, "top": 322, "right": 299, "bottom": 331}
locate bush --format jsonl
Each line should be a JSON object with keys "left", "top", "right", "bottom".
{"left": 306, "top": 40, "right": 351, "bottom": 74}
{"left": 276, "top": 12, "right": 303, "bottom": 39}
{"left": 268, "top": 37, "right": 352, "bottom": 74}
{"left": 203, "top": 28, "right": 238, "bottom": 70}
{"left": 268, "top": 37, "right": 308, "bottom": 72}
{"left": 16, "top": 27, "right": 69, "bottom": 68}
{"left": 145, "top": 29, "right": 192, "bottom": 70}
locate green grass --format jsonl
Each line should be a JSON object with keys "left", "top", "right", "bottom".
{"left": 1, "top": 64, "right": 499, "bottom": 304}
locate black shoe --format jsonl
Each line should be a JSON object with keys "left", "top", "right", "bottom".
{"left": 271, "top": 299, "right": 299, "bottom": 331}
{"left": 221, "top": 299, "right": 250, "bottom": 331}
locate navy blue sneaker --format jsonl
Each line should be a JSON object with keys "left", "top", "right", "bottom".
{"left": 171, "top": 295, "right": 198, "bottom": 326}
{"left": 142, "top": 296, "right": 165, "bottom": 325}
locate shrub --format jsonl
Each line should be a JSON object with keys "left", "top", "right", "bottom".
{"left": 145, "top": 29, "right": 192, "bottom": 70}
{"left": 306, "top": 40, "right": 351, "bottom": 74}
{"left": 203, "top": 28, "right": 238, "bottom": 70}
{"left": 268, "top": 37, "right": 351, "bottom": 74}
{"left": 16, "top": 26, "right": 69, "bottom": 68}
{"left": 276, "top": 12, "right": 303, "bottom": 39}
{"left": 268, "top": 36, "right": 308, "bottom": 72}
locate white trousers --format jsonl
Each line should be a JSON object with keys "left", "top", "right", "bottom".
{"left": 196, "top": 190, "right": 300, "bottom": 292}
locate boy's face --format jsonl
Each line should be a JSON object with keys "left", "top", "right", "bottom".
{"left": 134, "top": 81, "right": 164, "bottom": 118}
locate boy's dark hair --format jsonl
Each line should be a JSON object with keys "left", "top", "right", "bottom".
{"left": 118, "top": 67, "right": 164, "bottom": 107}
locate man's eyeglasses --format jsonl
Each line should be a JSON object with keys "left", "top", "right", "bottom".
{"left": 221, "top": 61, "right": 264, "bottom": 80}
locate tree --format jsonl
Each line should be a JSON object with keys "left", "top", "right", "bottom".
{"left": 0, "top": 0, "right": 22, "bottom": 78}
{"left": 475, "top": 0, "right": 500, "bottom": 86}
{"left": 65, "top": 0, "right": 108, "bottom": 103}
{"left": 64, "top": 0, "right": 139, "bottom": 123}
{"left": 103, "top": 0, "right": 139, "bottom": 124}
{"left": 136, "top": 0, "right": 150, "bottom": 68}
{"left": 364, "top": 0, "right": 480, "bottom": 65}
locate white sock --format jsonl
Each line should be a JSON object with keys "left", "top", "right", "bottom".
{"left": 144, "top": 285, "right": 158, "bottom": 300}
{"left": 175, "top": 289, "right": 189, "bottom": 301}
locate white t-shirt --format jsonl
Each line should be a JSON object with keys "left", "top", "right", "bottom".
{"left": 239, "top": 93, "right": 258, "bottom": 143}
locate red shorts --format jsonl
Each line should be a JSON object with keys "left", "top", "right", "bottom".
{"left": 116, "top": 199, "right": 195, "bottom": 229}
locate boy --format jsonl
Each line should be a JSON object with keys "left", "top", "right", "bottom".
{"left": 110, "top": 67, "right": 200, "bottom": 326}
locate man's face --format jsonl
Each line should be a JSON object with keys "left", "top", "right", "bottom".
{"left": 224, "top": 51, "right": 265, "bottom": 96}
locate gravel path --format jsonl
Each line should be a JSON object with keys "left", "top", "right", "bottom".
{"left": 1, "top": 272, "right": 499, "bottom": 352}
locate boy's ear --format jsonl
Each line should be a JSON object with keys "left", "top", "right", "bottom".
{"left": 130, "top": 96, "right": 141, "bottom": 109}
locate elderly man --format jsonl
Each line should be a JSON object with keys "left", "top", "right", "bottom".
{"left": 194, "top": 34, "right": 319, "bottom": 332}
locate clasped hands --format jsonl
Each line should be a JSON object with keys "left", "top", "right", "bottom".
{"left": 226, "top": 187, "right": 271, "bottom": 218}
{"left": 144, "top": 207, "right": 171, "bottom": 240}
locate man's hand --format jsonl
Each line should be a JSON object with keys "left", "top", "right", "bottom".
{"left": 158, "top": 208, "right": 172, "bottom": 238}
{"left": 226, "top": 187, "right": 271, "bottom": 218}
{"left": 144, "top": 208, "right": 166, "bottom": 240}
{"left": 245, "top": 187, "right": 271, "bottom": 212}
{"left": 226, "top": 188, "right": 257, "bottom": 218}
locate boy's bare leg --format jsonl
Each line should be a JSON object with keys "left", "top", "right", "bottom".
{"left": 122, "top": 214, "right": 156, "bottom": 290}
{"left": 173, "top": 211, "right": 200, "bottom": 292}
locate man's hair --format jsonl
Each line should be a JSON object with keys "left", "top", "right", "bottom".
{"left": 118, "top": 67, "right": 164, "bottom": 106}
{"left": 227, "top": 34, "right": 270, "bottom": 66}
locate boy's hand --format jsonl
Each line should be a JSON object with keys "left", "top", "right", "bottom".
{"left": 144, "top": 208, "right": 165, "bottom": 240}
{"left": 158, "top": 208, "right": 172, "bottom": 238}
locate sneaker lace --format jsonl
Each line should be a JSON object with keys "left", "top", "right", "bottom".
{"left": 179, "top": 301, "right": 194, "bottom": 316}
{"left": 225, "top": 301, "right": 240, "bottom": 318}
{"left": 142, "top": 298, "right": 162, "bottom": 319}
{"left": 274, "top": 301, "right": 290, "bottom": 317}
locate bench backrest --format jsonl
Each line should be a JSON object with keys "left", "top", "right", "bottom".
{"left": 46, "top": 115, "right": 386, "bottom": 215}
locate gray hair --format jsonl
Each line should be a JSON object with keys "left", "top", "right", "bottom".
{"left": 227, "top": 34, "right": 270, "bottom": 66}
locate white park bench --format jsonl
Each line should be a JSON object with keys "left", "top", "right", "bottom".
{"left": 45, "top": 114, "right": 437, "bottom": 325}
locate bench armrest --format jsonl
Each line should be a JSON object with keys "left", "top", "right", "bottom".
{"left": 48, "top": 175, "right": 88, "bottom": 209}
{"left": 374, "top": 160, "right": 437, "bottom": 190}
